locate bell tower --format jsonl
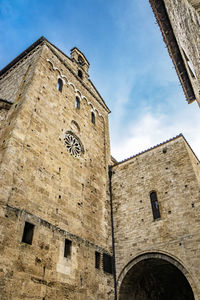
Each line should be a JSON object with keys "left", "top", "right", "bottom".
{"left": 70, "top": 46, "right": 90, "bottom": 79}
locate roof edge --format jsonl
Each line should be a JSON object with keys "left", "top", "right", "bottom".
{"left": 181, "top": 134, "right": 200, "bottom": 163}
{"left": 149, "top": 0, "right": 196, "bottom": 104}
{"left": 47, "top": 44, "right": 111, "bottom": 113}
{"left": 0, "top": 36, "right": 47, "bottom": 77}
{"left": 0, "top": 36, "right": 110, "bottom": 113}
{"left": 112, "top": 134, "right": 184, "bottom": 167}
{"left": 70, "top": 47, "right": 90, "bottom": 66}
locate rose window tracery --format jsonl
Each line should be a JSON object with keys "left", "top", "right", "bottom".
{"left": 64, "top": 131, "right": 84, "bottom": 158}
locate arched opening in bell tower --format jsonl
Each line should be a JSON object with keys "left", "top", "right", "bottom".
{"left": 118, "top": 255, "right": 195, "bottom": 300}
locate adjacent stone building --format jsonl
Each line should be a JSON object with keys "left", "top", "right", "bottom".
{"left": 112, "top": 135, "right": 200, "bottom": 299}
{"left": 149, "top": 0, "right": 200, "bottom": 107}
{"left": 0, "top": 27, "right": 199, "bottom": 300}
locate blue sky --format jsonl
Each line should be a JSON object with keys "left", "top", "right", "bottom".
{"left": 0, "top": 0, "right": 199, "bottom": 160}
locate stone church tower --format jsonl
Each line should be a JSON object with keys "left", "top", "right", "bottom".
{"left": 0, "top": 37, "right": 114, "bottom": 299}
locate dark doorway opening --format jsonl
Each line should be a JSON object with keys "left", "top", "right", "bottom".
{"left": 119, "top": 258, "right": 194, "bottom": 300}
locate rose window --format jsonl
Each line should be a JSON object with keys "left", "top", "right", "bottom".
{"left": 64, "top": 131, "right": 84, "bottom": 158}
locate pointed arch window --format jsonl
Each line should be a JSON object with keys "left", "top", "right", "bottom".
{"left": 150, "top": 191, "right": 161, "bottom": 220}
{"left": 75, "top": 97, "right": 80, "bottom": 109}
{"left": 91, "top": 112, "right": 95, "bottom": 124}
{"left": 57, "top": 78, "right": 63, "bottom": 92}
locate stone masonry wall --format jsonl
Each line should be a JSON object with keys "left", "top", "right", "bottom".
{"left": 0, "top": 205, "right": 113, "bottom": 300}
{"left": 112, "top": 136, "right": 200, "bottom": 299}
{"left": 0, "top": 42, "right": 113, "bottom": 299}
{"left": 0, "top": 46, "right": 42, "bottom": 104}
{"left": 185, "top": 140, "right": 200, "bottom": 185}
{"left": 164, "top": 0, "right": 200, "bottom": 105}
{"left": 0, "top": 46, "right": 42, "bottom": 165}
{"left": 46, "top": 44, "right": 109, "bottom": 112}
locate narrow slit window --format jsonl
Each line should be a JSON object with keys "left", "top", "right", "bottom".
{"left": 57, "top": 78, "right": 63, "bottom": 92}
{"left": 91, "top": 112, "right": 95, "bottom": 124}
{"left": 22, "top": 221, "right": 34, "bottom": 245}
{"left": 103, "top": 253, "right": 113, "bottom": 274}
{"left": 95, "top": 251, "right": 101, "bottom": 269}
{"left": 78, "top": 70, "right": 83, "bottom": 79}
{"left": 150, "top": 191, "right": 161, "bottom": 220}
{"left": 75, "top": 96, "right": 80, "bottom": 109}
{"left": 64, "top": 239, "right": 72, "bottom": 258}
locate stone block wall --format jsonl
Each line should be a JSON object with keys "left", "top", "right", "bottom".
{"left": 0, "top": 46, "right": 42, "bottom": 104}
{"left": 0, "top": 204, "right": 113, "bottom": 299}
{"left": 0, "top": 41, "right": 114, "bottom": 299}
{"left": 112, "top": 135, "right": 200, "bottom": 299}
{"left": 165, "top": 0, "right": 200, "bottom": 105}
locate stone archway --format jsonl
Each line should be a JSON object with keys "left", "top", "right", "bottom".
{"left": 118, "top": 253, "right": 195, "bottom": 300}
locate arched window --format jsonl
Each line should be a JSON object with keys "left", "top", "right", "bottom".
{"left": 71, "top": 120, "right": 80, "bottom": 133}
{"left": 78, "top": 70, "right": 83, "bottom": 79}
{"left": 91, "top": 112, "right": 95, "bottom": 124}
{"left": 57, "top": 78, "right": 63, "bottom": 92}
{"left": 78, "top": 55, "right": 84, "bottom": 65}
{"left": 75, "top": 97, "right": 80, "bottom": 109}
{"left": 150, "top": 191, "right": 161, "bottom": 220}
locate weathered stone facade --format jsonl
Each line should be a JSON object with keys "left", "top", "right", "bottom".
{"left": 166, "top": 0, "right": 200, "bottom": 106}
{"left": 111, "top": 136, "right": 200, "bottom": 299}
{"left": 149, "top": 0, "right": 200, "bottom": 107}
{"left": 0, "top": 35, "right": 200, "bottom": 300}
{"left": 0, "top": 38, "right": 114, "bottom": 300}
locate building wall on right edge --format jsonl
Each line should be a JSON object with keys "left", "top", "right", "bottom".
{"left": 164, "top": 0, "right": 200, "bottom": 106}
{"left": 112, "top": 136, "right": 200, "bottom": 298}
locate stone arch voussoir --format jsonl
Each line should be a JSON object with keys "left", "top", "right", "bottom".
{"left": 117, "top": 251, "right": 198, "bottom": 300}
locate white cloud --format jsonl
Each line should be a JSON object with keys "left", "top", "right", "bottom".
{"left": 111, "top": 101, "right": 200, "bottom": 161}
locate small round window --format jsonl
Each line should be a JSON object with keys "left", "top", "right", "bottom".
{"left": 64, "top": 131, "right": 84, "bottom": 158}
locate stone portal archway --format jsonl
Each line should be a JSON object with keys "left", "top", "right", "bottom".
{"left": 118, "top": 254, "right": 195, "bottom": 300}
